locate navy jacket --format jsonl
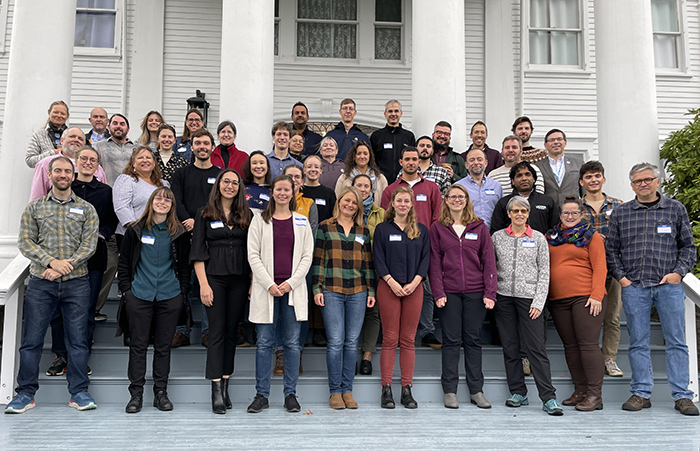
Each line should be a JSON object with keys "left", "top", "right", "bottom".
{"left": 325, "top": 122, "right": 370, "bottom": 161}
{"left": 373, "top": 220, "right": 430, "bottom": 285}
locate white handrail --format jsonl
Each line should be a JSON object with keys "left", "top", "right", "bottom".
{"left": 683, "top": 273, "right": 700, "bottom": 403}
{"left": 0, "top": 254, "right": 30, "bottom": 404}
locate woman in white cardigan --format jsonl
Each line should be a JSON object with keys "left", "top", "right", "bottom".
{"left": 246, "top": 174, "right": 314, "bottom": 414}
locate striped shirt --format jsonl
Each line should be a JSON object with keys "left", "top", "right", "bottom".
{"left": 580, "top": 193, "right": 623, "bottom": 237}
{"left": 18, "top": 192, "right": 98, "bottom": 280}
{"left": 489, "top": 164, "right": 545, "bottom": 196}
{"left": 311, "top": 218, "right": 376, "bottom": 297}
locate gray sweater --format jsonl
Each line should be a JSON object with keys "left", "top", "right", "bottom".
{"left": 492, "top": 228, "right": 550, "bottom": 311}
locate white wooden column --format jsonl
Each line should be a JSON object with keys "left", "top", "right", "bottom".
{"left": 0, "top": 0, "right": 76, "bottom": 266}
{"left": 484, "top": 0, "right": 516, "bottom": 141}
{"left": 594, "top": 0, "right": 659, "bottom": 201}
{"left": 412, "top": 0, "right": 467, "bottom": 151}
{"left": 219, "top": 0, "right": 274, "bottom": 153}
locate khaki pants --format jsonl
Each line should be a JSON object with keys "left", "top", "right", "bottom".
{"left": 601, "top": 277, "right": 622, "bottom": 360}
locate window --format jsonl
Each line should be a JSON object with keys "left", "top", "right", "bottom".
{"left": 529, "top": 0, "right": 581, "bottom": 66}
{"left": 297, "top": 0, "right": 357, "bottom": 59}
{"left": 75, "top": 0, "right": 117, "bottom": 49}
{"left": 651, "top": 0, "right": 681, "bottom": 69}
{"left": 375, "top": 0, "right": 402, "bottom": 60}
{"left": 275, "top": 0, "right": 280, "bottom": 56}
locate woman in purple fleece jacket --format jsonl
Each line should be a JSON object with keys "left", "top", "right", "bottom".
{"left": 429, "top": 184, "right": 497, "bottom": 410}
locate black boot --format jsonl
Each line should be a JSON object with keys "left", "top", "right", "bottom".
{"left": 401, "top": 385, "right": 418, "bottom": 409}
{"left": 222, "top": 378, "right": 232, "bottom": 410}
{"left": 211, "top": 380, "right": 226, "bottom": 414}
{"left": 381, "top": 384, "right": 395, "bottom": 409}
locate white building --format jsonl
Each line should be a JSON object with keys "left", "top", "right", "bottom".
{"left": 0, "top": 0, "right": 696, "bottom": 265}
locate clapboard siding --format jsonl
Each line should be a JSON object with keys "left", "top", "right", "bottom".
{"left": 69, "top": 55, "right": 124, "bottom": 130}
{"left": 0, "top": 0, "right": 13, "bottom": 145}
{"left": 512, "top": 0, "right": 521, "bottom": 117}
{"left": 465, "top": 0, "right": 485, "bottom": 127}
{"left": 123, "top": 0, "right": 135, "bottom": 117}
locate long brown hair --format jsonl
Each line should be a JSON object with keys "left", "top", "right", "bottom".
{"left": 138, "top": 110, "right": 165, "bottom": 145}
{"left": 261, "top": 175, "right": 297, "bottom": 223}
{"left": 343, "top": 141, "right": 382, "bottom": 177}
{"left": 155, "top": 124, "right": 177, "bottom": 151}
{"left": 137, "top": 187, "right": 183, "bottom": 236}
{"left": 201, "top": 169, "right": 252, "bottom": 229}
{"left": 181, "top": 108, "right": 204, "bottom": 142}
{"left": 332, "top": 186, "right": 363, "bottom": 226}
{"left": 438, "top": 184, "right": 479, "bottom": 227}
{"left": 384, "top": 186, "right": 420, "bottom": 240}
{"left": 122, "top": 146, "right": 164, "bottom": 186}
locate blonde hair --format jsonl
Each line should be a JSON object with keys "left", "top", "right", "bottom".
{"left": 45, "top": 100, "right": 69, "bottom": 127}
{"left": 438, "top": 184, "right": 479, "bottom": 227}
{"left": 384, "top": 186, "right": 420, "bottom": 240}
{"left": 138, "top": 110, "right": 165, "bottom": 146}
{"left": 332, "top": 186, "right": 363, "bottom": 226}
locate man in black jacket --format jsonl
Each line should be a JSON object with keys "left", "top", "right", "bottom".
{"left": 370, "top": 100, "right": 416, "bottom": 183}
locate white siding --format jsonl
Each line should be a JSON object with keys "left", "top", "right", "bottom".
{"left": 123, "top": 0, "right": 136, "bottom": 117}
{"left": 465, "top": 0, "right": 485, "bottom": 128}
{"left": 0, "top": 0, "right": 14, "bottom": 144}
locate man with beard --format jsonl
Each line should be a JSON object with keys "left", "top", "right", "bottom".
{"left": 512, "top": 116, "right": 548, "bottom": 163}
{"left": 461, "top": 121, "right": 503, "bottom": 176}
{"left": 430, "top": 121, "right": 467, "bottom": 183}
{"left": 395, "top": 136, "right": 450, "bottom": 195}
{"left": 93, "top": 114, "right": 135, "bottom": 187}
{"left": 170, "top": 128, "right": 221, "bottom": 348}
{"left": 489, "top": 135, "right": 544, "bottom": 195}
{"left": 291, "top": 102, "right": 322, "bottom": 157}
{"left": 29, "top": 127, "right": 107, "bottom": 201}
{"left": 85, "top": 107, "right": 110, "bottom": 145}
{"left": 371, "top": 99, "right": 416, "bottom": 183}
{"left": 6, "top": 157, "right": 98, "bottom": 414}
{"left": 456, "top": 147, "right": 502, "bottom": 229}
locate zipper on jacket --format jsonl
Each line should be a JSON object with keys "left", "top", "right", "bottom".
{"left": 459, "top": 238, "right": 466, "bottom": 292}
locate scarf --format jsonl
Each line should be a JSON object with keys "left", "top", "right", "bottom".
{"left": 546, "top": 221, "right": 595, "bottom": 248}
{"left": 362, "top": 194, "right": 374, "bottom": 225}
{"left": 349, "top": 167, "right": 378, "bottom": 193}
{"left": 47, "top": 122, "right": 67, "bottom": 149}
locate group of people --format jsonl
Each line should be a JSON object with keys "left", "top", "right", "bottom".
{"left": 5, "top": 98, "right": 697, "bottom": 419}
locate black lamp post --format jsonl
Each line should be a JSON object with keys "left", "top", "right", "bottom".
{"left": 187, "top": 90, "right": 210, "bottom": 128}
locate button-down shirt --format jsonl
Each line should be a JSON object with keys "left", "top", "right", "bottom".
{"left": 93, "top": 137, "right": 135, "bottom": 186}
{"left": 456, "top": 174, "right": 503, "bottom": 228}
{"left": 18, "top": 192, "right": 98, "bottom": 280}
{"left": 548, "top": 156, "right": 566, "bottom": 186}
{"left": 606, "top": 194, "right": 696, "bottom": 287}
{"left": 267, "top": 150, "right": 302, "bottom": 180}
{"left": 131, "top": 221, "right": 180, "bottom": 301}
{"left": 580, "top": 193, "right": 623, "bottom": 237}
{"left": 397, "top": 162, "right": 451, "bottom": 195}
{"left": 29, "top": 153, "right": 107, "bottom": 202}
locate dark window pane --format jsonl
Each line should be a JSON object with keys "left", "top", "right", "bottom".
{"left": 298, "top": 0, "right": 356, "bottom": 20}
{"left": 77, "top": 0, "right": 115, "bottom": 8}
{"left": 75, "top": 12, "right": 115, "bottom": 47}
{"left": 275, "top": 0, "right": 279, "bottom": 18}
{"left": 297, "top": 22, "right": 356, "bottom": 58}
{"left": 375, "top": 27, "right": 401, "bottom": 60}
{"left": 376, "top": 0, "right": 401, "bottom": 23}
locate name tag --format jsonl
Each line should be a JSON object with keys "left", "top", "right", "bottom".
{"left": 535, "top": 205, "right": 547, "bottom": 210}
{"left": 294, "top": 217, "right": 307, "bottom": 226}
{"left": 315, "top": 198, "right": 326, "bottom": 206}
{"left": 522, "top": 240, "right": 536, "bottom": 248}
{"left": 141, "top": 235, "right": 155, "bottom": 245}
{"left": 658, "top": 225, "right": 672, "bottom": 234}
{"left": 384, "top": 143, "right": 393, "bottom": 149}
{"left": 485, "top": 189, "right": 496, "bottom": 195}
{"left": 259, "top": 194, "right": 270, "bottom": 201}
{"left": 416, "top": 194, "right": 427, "bottom": 202}
{"left": 177, "top": 146, "right": 187, "bottom": 153}
{"left": 605, "top": 209, "right": 613, "bottom": 217}
{"left": 425, "top": 176, "right": 436, "bottom": 182}
{"left": 210, "top": 221, "right": 224, "bottom": 229}
{"left": 69, "top": 207, "right": 84, "bottom": 215}
{"left": 207, "top": 177, "right": 216, "bottom": 184}
{"left": 389, "top": 234, "right": 402, "bottom": 242}
{"left": 355, "top": 235, "right": 365, "bottom": 245}
{"left": 465, "top": 233, "right": 478, "bottom": 241}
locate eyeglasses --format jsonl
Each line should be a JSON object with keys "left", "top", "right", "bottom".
{"left": 154, "top": 196, "right": 173, "bottom": 203}
{"left": 509, "top": 208, "right": 529, "bottom": 214}
{"left": 434, "top": 131, "right": 451, "bottom": 137}
{"left": 446, "top": 195, "right": 466, "bottom": 201}
{"left": 221, "top": 179, "right": 240, "bottom": 186}
{"left": 546, "top": 137, "right": 565, "bottom": 143}
{"left": 631, "top": 177, "right": 657, "bottom": 186}
{"left": 340, "top": 106, "right": 356, "bottom": 112}
{"left": 78, "top": 156, "right": 98, "bottom": 164}
{"left": 561, "top": 211, "right": 581, "bottom": 218}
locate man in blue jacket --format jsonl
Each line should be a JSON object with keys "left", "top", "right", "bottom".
{"left": 325, "top": 98, "right": 370, "bottom": 161}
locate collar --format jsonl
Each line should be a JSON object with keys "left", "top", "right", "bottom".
{"left": 632, "top": 192, "right": 667, "bottom": 210}
{"left": 384, "top": 124, "right": 403, "bottom": 133}
{"left": 72, "top": 176, "right": 99, "bottom": 189}
{"left": 106, "top": 136, "right": 133, "bottom": 145}
{"left": 505, "top": 224, "right": 533, "bottom": 237}
{"left": 398, "top": 173, "right": 425, "bottom": 184}
{"left": 268, "top": 150, "right": 291, "bottom": 161}
{"left": 46, "top": 191, "right": 76, "bottom": 204}
{"left": 548, "top": 155, "right": 564, "bottom": 165}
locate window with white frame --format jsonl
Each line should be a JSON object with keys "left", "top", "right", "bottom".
{"left": 74, "top": 0, "right": 117, "bottom": 49}
{"left": 651, "top": 0, "right": 681, "bottom": 69}
{"left": 297, "top": 0, "right": 358, "bottom": 59}
{"left": 529, "top": 0, "right": 581, "bottom": 66}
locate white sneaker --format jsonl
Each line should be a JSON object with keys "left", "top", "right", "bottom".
{"left": 605, "top": 358, "right": 623, "bottom": 377}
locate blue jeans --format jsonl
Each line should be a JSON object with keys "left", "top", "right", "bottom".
{"left": 255, "top": 294, "right": 301, "bottom": 397}
{"left": 622, "top": 282, "right": 693, "bottom": 400}
{"left": 17, "top": 276, "right": 91, "bottom": 396}
{"left": 320, "top": 289, "right": 367, "bottom": 395}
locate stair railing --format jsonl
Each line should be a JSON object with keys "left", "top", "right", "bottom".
{"left": 0, "top": 254, "right": 30, "bottom": 404}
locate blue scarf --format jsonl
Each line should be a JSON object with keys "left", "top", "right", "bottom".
{"left": 362, "top": 195, "right": 374, "bottom": 225}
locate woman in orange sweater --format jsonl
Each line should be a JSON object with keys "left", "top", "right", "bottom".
{"left": 546, "top": 196, "right": 607, "bottom": 412}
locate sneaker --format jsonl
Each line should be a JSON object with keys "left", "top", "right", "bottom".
{"left": 421, "top": 333, "right": 442, "bottom": 349}
{"left": 4, "top": 394, "right": 35, "bottom": 414}
{"left": 543, "top": 399, "right": 564, "bottom": 416}
{"left": 505, "top": 393, "right": 529, "bottom": 408}
{"left": 675, "top": 398, "right": 699, "bottom": 416}
{"left": 522, "top": 357, "right": 531, "bottom": 376}
{"left": 87, "top": 366, "right": 92, "bottom": 376}
{"left": 171, "top": 332, "right": 190, "bottom": 348}
{"left": 622, "top": 395, "right": 651, "bottom": 411}
{"left": 94, "top": 312, "right": 108, "bottom": 322}
{"left": 69, "top": 392, "right": 97, "bottom": 411}
{"left": 247, "top": 394, "right": 269, "bottom": 413}
{"left": 284, "top": 394, "right": 301, "bottom": 413}
{"left": 46, "top": 355, "right": 67, "bottom": 376}
{"left": 604, "top": 358, "right": 624, "bottom": 377}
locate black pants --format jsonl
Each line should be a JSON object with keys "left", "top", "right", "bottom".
{"left": 438, "top": 291, "right": 487, "bottom": 395}
{"left": 495, "top": 294, "right": 556, "bottom": 402}
{"left": 204, "top": 274, "right": 250, "bottom": 379}
{"left": 126, "top": 291, "right": 182, "bottom": 397}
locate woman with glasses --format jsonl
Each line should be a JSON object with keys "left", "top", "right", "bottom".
{"left": 153, "top": 124, "right": 190, "bottom": 183}
{"left": 137, "top": 111, "right": 164, "bottom": 151}
{"left": 546, "top": 196, "right": 607, "bottom": 411}
{"left": 26, "top": 100, "right": 70, "bottom": 168}
{"left": 118, "top": 188, "right": 191, "bottom": 413}
{"left": 429, "top": 184, "right": 496, "bottom": 410}
{"left": 174, "top": 109, "right": 204, "bottom": 163}
{"left": 289, "top": 131, "right": 306, "bottom": 162}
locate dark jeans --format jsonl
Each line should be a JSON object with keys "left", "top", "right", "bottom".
{"left": 438, "top": 291, "right": 487, "bottom": 395}
{"left": 125, "top": 291, "right": 182, "bottom": 397}
{"left": 17, "top": 276, "right": 91, "bottom": 396}
{"left": 50, "top": 269, "right": 103, "bottom": 356}
{"left": 204, "top": 274, "right": 249, "bottom": 379}
{"left": 176, "top": 269, "right": 209, "bottom": 337}
{"left": 550, "top": 295, "right": 607, "bottom": 398}
{"left": 495, "top": 295, "right": 556, "bottom": 402}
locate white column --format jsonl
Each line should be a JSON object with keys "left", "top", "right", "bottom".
{"left": 219, "top": 0, "right": 274, "bottom": 153}
{"left": 412, "top": 0, "right": 467, "bottom": 151}
{"left": 595, "top": 0, "right": 659, "bottom": 201}
{"left": 0, "top": 0, "right": 76, "bottom": 266}
{"left": 127, "top": 0, "right": 165, "bottom": 140}
{"left": 484, "top": 0, "right": 516, "bottom": 142}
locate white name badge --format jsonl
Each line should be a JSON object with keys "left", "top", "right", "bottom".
{"left": 69, "top": 207, "right": 84, "bottom": 215}
{"left": 384, "top": 143, "right": 393, "bottom": 149}
{"left": 484, "top": 189, "right": 496, "bottom": 195}
{"left": 535, "top": 205, "right": 547, "bottom": 210}
{"left": 522, "top": 240, "right": 536, "bottom": 248}
{"left": 315, "top": 198, "right": 327, "bottom": 206}
{"left": 355, "top": 235, "right": 365, "bottom": 245}
{"left": 658, "top": 225, "right": 672, "bottom": 234}
{"left": 416, "top": 194, "right": 428, "bottom": 202}
{"left": 207, "top": 177, "right": 216, "bottom": 184}
{"left": 177, "top": 146, "right": 187, "bottom": 153}
{"left": 210, "top": 221, "right": 224, "bottom": 229}
{"left": 389, "top": 234, "right": 402, "bottom": 242}
{"left": 465, "top": 233, "right": 478, "bottom": 241}
{"left": 294, "top": 217, "right": 307, "bottom": 226}
{"left": 141, "top": 235, "right": 155, "bottom": 245}
{"left": 605, "top": 209, "right": 613, "bottom": 217}
{"left": 259, "top": 194, "right": 270, "bottom": 201}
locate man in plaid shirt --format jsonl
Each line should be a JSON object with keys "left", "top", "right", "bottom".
{"left": 5, "top": 157, "right": 98, "bottom": 414}
{"left": 606, "top": 162, "right": 698, "bottom": 416}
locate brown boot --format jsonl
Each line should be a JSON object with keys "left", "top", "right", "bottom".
{"left": 273, "top": 350, "right": 284, "bottom": 376}
{"left": 342, "top": 392, "right": 358, "bottom": 409}
{"left": 575, "top": 395, "right": 603, "bottom": 411}
{"left": 329, "top": 394, "right": 345, "bottom": 410}
{"left": 562, "top": 391, "right": 586, "bottom": 406}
